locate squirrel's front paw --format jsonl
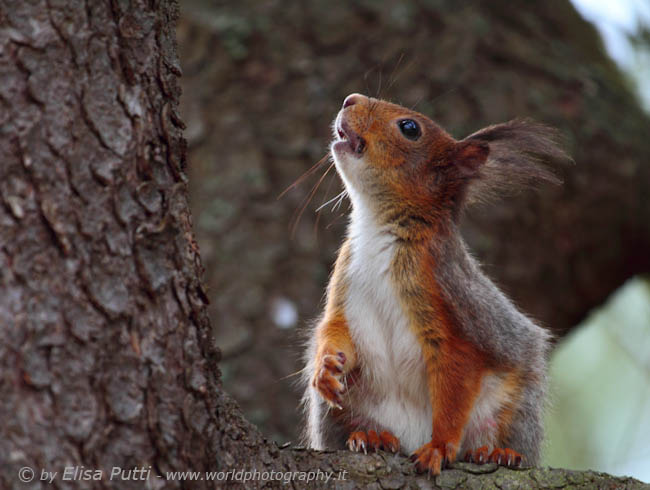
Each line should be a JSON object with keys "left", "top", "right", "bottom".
{"left": 411, "top": 441, "right": 458, "bottom": 475}
{"left": 312, "top": 350, "right": 347, "bottom": 409}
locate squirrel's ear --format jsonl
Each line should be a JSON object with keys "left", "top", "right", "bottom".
{"left": 453, "top": 140, "right": 489, "bottom": 177}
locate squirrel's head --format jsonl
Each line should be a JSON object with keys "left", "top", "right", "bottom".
{"left": 331, "top": 93, "right": 567, "bottom": 231}
{"left": 331, "top": 94, "right": 489, "bottom": 227}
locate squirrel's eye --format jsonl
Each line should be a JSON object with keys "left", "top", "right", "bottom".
{"left": 398, "top": 119, "right": 421, "bottom": 140}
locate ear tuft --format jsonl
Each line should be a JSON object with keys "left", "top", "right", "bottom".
{"left": 454, "top": 140, "right": 489, "bottom": 177}
{"left": 461, "top": 118, "right": 571, "bottom": 205}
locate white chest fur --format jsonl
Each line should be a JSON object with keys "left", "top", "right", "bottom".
{"left": 342, "top": 204, "right": 432, "bottom": 454}
{"left": 338, "top": 197, "right": 508, "bottom": 455}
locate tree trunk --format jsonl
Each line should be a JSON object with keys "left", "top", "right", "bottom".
{"left": 0, "top": 0, "right": 647, "bottom": 489}
{"left": 0, "top": 0, "right": 227, "bottom": 486}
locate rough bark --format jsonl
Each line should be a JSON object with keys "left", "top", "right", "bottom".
{"left": 0, "top": 0, "right": 224, "bottom": 486}
{"left": 0, "top": 0, "right": 648, "bottom": 489}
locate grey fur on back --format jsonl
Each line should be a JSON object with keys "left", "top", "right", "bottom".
{"left": 434, "top": 229, "right": 550, "bottom": 462}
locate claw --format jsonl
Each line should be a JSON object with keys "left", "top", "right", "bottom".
{"left": 347, "top": 430, "right": 400, "bottom": 455}
{"left": 312, "top": 350, "right": 347, "bottom": 409}
{"left": 412, "top": 441, "right": 456, "bottom": 475}
{"left": 482, "top": 447, "right": 524, "bottom": 468}
{"left": 380, "top": 431, "right": 400, "bottom": 453}
{"left": 367, "top": 430, "right": 381, "bottom": 452}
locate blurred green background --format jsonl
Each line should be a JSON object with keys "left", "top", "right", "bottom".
{"left": 543, "top": 2, "right": 650, "bottom": 481}
{"left": 545, "top": 277, "right": 650, "bottom": 481}
{"left": 176, "top": 0, "right": 650, "bottom": 482}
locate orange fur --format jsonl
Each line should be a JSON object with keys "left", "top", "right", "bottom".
{"left": 400, "top": 241, "right": 492, "bottom": 474}
{"left": 308, "top": 94, "right": 553, "bottom": 473}
{"left": 311, "top": 242, "right": 357, "bottom": 408}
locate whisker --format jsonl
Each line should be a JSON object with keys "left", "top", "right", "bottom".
{"left": 276, "top": 366, "right": 310, "bottom": 382}
{"left": 325, "top": 212, "right": 347, "bottom": 230}
{"left": 420, "top": 86, "right": 459, "bottom": 110}
{"left": 364, "top": 66, "right": 374, "bottom": 97}
{"left": 389, "top": 56, "right": 416, "bottom": 96}
{"left": 290, "top": 162, "right": 335, "bottom": 238}
{"left": 377, "top": 64, "right": 383, "bottom": 98}
{"left": 278, "top": 153, "right": 330, "bottom": 200}
{"left": 332, "top": 190, "right": 348, "bottom": 212}
{"left": 313, "top": 167, "right": 340, "bottom": 237}
{"left": 386, "top": 52, "right": 405, "bottom": 93}
{"left": 409, "top": 94, "right": 425, "bottom": 112}
{"left": 316, "top": 189, "right": 347, "bottom": 212}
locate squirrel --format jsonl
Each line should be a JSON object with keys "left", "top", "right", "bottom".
{"left": 302, "top": 93, "right": 569, "bottom": 475}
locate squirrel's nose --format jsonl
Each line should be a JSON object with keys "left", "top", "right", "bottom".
{"left": 343, "top": 93, "right": 365, "bottom": 109}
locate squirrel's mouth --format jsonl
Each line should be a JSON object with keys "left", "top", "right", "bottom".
{"left": 334, "top": 118, "right": 366, "bottom": 155}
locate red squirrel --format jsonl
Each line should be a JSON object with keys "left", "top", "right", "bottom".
{"left": 302, "top": 93, "right": 569, "bottom": 475}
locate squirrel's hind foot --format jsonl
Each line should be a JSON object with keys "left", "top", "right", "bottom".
{"left": 347, "top": 430, "right": 400, "bottom": 454}
{"left": 464, "top": 446, "right": 523, "bottom": 467}
{"left": 411, "top": 441, "right": 457, "bottom": 476}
